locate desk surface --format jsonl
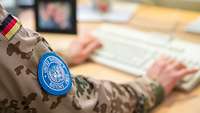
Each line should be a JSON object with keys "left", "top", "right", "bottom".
{"left": 19, "top": 2, "right": 200, "bottom": 113}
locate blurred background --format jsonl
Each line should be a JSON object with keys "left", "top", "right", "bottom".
{"left": 1, "top": 0, "right": 200, "bottom": 33}
{"left": 3, "top": 0, "right": 200, "bottom": 11}
{"left": 2, "top": 0, "right": 200, "bottom": 16}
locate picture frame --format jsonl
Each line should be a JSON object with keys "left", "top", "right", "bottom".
{"left": 35, "top": 0, "right": 77, "bottom": 34}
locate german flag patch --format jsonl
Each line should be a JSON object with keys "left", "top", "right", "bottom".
{"left": 0, "top": 14, "right": 22, "bottom": 41}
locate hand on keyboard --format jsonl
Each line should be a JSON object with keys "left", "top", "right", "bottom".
{"left": 59, "top": 34, "right": 102, "bottom": 65}
{"left": 91, "top": 24, "right": 200, "bottom": 91}
{"left": 147, "top": 56, "right": 198, "bottom": 95}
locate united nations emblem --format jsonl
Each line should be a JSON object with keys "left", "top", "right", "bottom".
{"left": 38, "top": 52, "right": 72, "bottom": 96}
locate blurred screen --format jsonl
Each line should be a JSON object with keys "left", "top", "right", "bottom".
{"left": 0, "top": 0, "right": 15, "bottom": 8}
{"left": 0, "top": 0, "right": 16, "bottom": 15}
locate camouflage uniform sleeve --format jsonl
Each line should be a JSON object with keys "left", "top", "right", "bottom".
{"left": 70, "top": 76, "right": 165, "bottom": 113}
{"left": 0, "top": 5, "right": 164, "bottom": 113}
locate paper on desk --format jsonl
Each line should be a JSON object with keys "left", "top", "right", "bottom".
{"left": 78, "top": 3, "right": 139, "bottom": 22}
{"left": 185, "top": 17, "right": 200, "bottom": 34}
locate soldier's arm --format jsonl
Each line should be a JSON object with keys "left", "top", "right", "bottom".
{"left": 0, "top": 5, "right": 164, "bottom": 113}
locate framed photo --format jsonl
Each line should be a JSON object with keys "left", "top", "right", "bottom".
{"left": 35, "top": 0, "right": 77, "bottom": 34}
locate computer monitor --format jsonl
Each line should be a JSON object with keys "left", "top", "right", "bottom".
{"left": 35, "top": 0, "right": 77, "bottom": 34}
{"left": 0, "top": 0, "right": 15, "bottom": 8}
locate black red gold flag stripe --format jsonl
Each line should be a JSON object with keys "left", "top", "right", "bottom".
{"left": 0, "top": 15, "right": 22, "bottom": 41}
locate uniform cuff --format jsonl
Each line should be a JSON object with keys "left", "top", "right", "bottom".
{"left": 143, "top": 77, "right": 165, "bottom": 107}
{"left": 150, "top": 80, "right": 165, "bottom": 106}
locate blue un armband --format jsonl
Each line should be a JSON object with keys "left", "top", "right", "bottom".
{"left": 38, "top": 52, "right": 72, "bottom": 96}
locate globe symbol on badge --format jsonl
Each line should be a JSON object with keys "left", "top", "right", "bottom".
{"left": 38, "top": 52, "right": 72, "bottom": 96}
{"left": 48, "top": 63, "right": 66, "bottom": 83}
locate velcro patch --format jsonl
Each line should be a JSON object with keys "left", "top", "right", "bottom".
{"left": 0, "top": 14, "right": 22, "bottom": 41}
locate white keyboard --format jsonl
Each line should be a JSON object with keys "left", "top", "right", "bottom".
{"left": 91, "top": 24, "right": 200, "bottom": 91}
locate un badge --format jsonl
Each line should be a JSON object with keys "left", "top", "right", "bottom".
{"left": 38, "top": 52, "right": 72, "bottom": 96}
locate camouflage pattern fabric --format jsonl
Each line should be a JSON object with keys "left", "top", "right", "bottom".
{"left": 0, "top": 4, "right": 164, "bottom": 113}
